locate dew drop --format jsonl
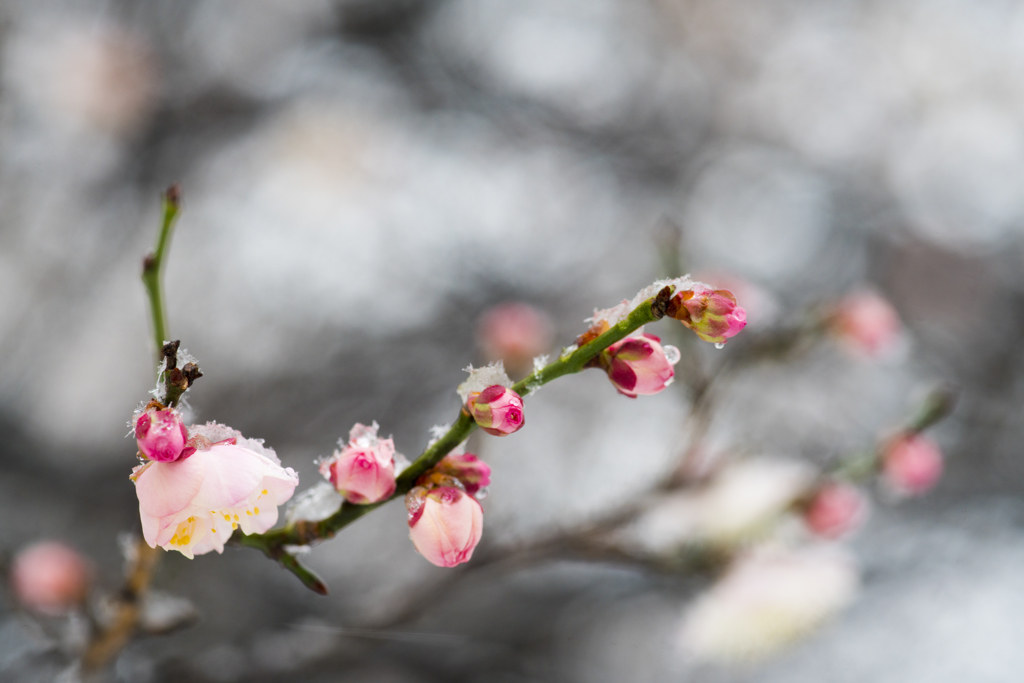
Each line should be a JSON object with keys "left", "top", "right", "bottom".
{"left": 714, "top": 342, "right": 726, "bottom": 350}
{"left": 663, "top": 345, "right": 681, "bottom": 365}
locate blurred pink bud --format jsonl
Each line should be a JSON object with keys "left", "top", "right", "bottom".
{"left": 133, "top": 424, "right": 299, "bottom": 558}
{"left": 320, "top": 435, "right": 397, "bottom": 505}
{"left": 135, "top": 407, "right": 190, "bottom": 462}
{"left": 466, "top": 385, "right": 525, "bottom": 436}
{"left": 667, "top": 286, "right": 747, "bottom": 344}
{"left": 477, "top": 302, "right": 554, "bottom": 372}
{"left": 804, "top": 483, "right": 867, "bottom": 539}
{"left": 831, "top": 291, "right": 902, "bottom": 356}
{"left": 882, "top": 434, "right": 943, "bottom": 496}
{"left": 11, "top": 542, "right": 92, "bottom": 615}
{"left": 406, "top": 486, "right": 483, "bottom": 567}
{"left": 601, "top": 333, "right": 679, "bottom": 398}
{"left": 433, "top": 453, "right": 491, "bottom": 497}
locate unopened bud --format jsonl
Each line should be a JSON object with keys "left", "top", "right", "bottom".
{"left": 666, "top": 286, "right": 747, "bottom": 344}
{"left": 831, "top": 291, "right": 902, "bottom": 357}
{"left": 406, "top": 486, "right": 483, "bottom": 567}
{"left": 477, "top": 302, "right": 554, "bottom": 374}
{"left": 882, "top": 434, "right": 943, "bottom": 496}
{"left": 135, "top": 408, "right": 189, "bottom": 462}
{"left": 432, "top": 453, "right": 492, "bottom": 498}
{"left": 600, "top": 333, "right": 679, "bottom": 398}
{"left": 803, "top": 482, "right": 867, "bottom": 539}
{"left": 319, "top": 422, "right": 398, "bottom": 504}
{"left": 466, "top": 385, "right": 525, "bottom": 436}
{"left": 11, "top": 542, "right": 92, "bottom": 615}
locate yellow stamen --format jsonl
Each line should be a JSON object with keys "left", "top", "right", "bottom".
{"left": 246, "top": 510, "right": 252, "bottom": 516}
{"left": 223, "top": 514, "right": 231, "bottom": 521}
{"left": 232, "top": 523, "right": 238, "bottom": 529}
{"left": 254, "top": 506, "right": 260, "bottom": 515}
{"left": 262, "top": 489, "right": 268, "bottom": 496}
{"left": 233, "top": 514, "right": 239, "bottom": 521}
{"left": 211, "top": 528, "right": 216, "bottom": 533}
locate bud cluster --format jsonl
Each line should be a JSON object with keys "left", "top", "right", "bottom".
{"left": 405, "top": 451, "right": 491, "bottom": 567}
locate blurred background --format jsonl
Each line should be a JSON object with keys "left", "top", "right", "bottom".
{"left": 0, "top": 0, "right": 1023, "bottom": 681}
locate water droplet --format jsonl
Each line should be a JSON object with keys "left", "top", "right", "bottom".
{"left": 714, "top": 342, "right": 726, "bottom": 350}
{"left": 663, "top": 345, "right": 681, "bottom": 365}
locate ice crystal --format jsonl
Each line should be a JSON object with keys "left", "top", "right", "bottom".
{"left": 286, "top": 481, "right": 344, "bottom": 524}
{"left": 456, "top": 361, "right": 513, "bottom": 402}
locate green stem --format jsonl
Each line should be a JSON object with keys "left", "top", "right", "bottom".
{"left": 237, "top": 286, "right": 674, "bottom": 586}
{"left": 141, "top": 186, "right": 181, "bottom": 362}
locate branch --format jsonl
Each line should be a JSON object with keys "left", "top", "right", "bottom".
{"left": 141, "top": 185, "right": 181, "bottom": 359}
{"left": 84, "top": 185, "right": 182, "bottom": 671}
{"left": 236, "top": 286, "right": 675, "bottom": 585}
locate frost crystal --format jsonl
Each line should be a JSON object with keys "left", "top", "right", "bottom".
{"left": 532, "top": 355, "right": 549, "bottom": 372}
{"left": 345, "top": 421, "right": 383, "bottom": 449}
{"left": 286, "top": 481, "right": 344, "bottom": 524}
{"left": 428, "top": 424, "right": 451, "bottom": 442}
{"left": 587, "top": 276, "right": 704, "bottom": 327}
{"left": 189, "top": 421, "right": 282, "bottom": 465}
{"left": 456, "top": 361, "right": 513, "bottom": 403}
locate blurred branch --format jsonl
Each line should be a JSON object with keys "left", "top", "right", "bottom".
{"left": 81, "top": 543, "right": 159, "bottom": 673}
{"left": 236, "top": 287, "right": 676, "bottom": 590}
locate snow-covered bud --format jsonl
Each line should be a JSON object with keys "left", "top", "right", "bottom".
{"left": 600, "top": 333, "right": 679, "bottom": 398}
{"left": 433, "top": 453, "right": 491, "bottom": 498}
{"left": 406, "top": 486, "right": 484, "bottom": 567}
{"left": 882, "top": 434, "right": 943, "bottom": 496}
{"left": 135, "top": 407, "right": 190, "bottom": 462}
{"left": 466, "top": 385, "right": 525, "bottom": 436}
{"left": 132, "top": 422, "right": 299, "bottom": 558}
{"left": 803, "top": 482, "right": 867, "bottom": 539}
{"left": 477, "top": 302, "right": 554, "bottom": 373}
{"left": 666, "top": 286, "right": 747, "bottom": 345}
{"left": 319, "top": 422, "right": 398, "bottom": 504}
{"left": 10, "top": 542, "right": 92, "bottom": 615}
{"left": 831, "top": 291, "right": 902, "bottom": 357}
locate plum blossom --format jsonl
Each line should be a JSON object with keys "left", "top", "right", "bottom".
{"left": 477, "top": 302, "right": 554, "bottom": 373}
{"left": 131, "top": 422, "right": 298, "bottom": 559}
{"left": 599, "top": 333, "right": 679, "bottom": 398}
{"left": 666, "top": 284, "right": 748, "bottom": 344}
{"left": 678, "top": 546, "right": 858, "bottom": 661}
{"left": 319, "top": 422, "right": 400, "bottom": 504}
{"left": 831, "top": 291, "right": 902, "bottom": 357}
{"left": 803, "top": 482, "right": 868, "bottom": 539}
{"left": 134, "top": 405, "right": 190, "bottom": 462}
{"left": 405, "top": 485, "right": 484, "bottom": 567}
{"left": 11, "top": 542, "right": 92, "bottom": 615}
{"left": 882, "top": 434, "right": 943, "bottom": 496}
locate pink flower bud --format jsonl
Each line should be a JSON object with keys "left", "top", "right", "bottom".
{"left": 667, "top": 286, "right": 747, "bottom": 344}
{"left": 406, "top": 486, "right": 484, "bottom": 567}
{"left": 477, "top": 302, "right": 554, "bottom": 373}
{"left": 466, "top": 385, "right": 525, "bottom": 436}
{"left": 804, "top": 483, "right": 867, "bottom": 539}
{"left": 601, "top": 333, "right": 679, "bottom": 398}
{"left": 882, "top": 434, "right": 943, "bottom": 496}
{"left": 319, "top": 422, "right": 398, "bottom": 504}
{"left": 135, "top": 407, "right": 190, "bottom": 462}
{"left": 11, "top": 542, "right": 92, "bottom": 615}
{"left": 433, "top": 453, "right": 491, "bottom": 497}
{"left": 831, "top": 291, "right": 902, "bottom": 357}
